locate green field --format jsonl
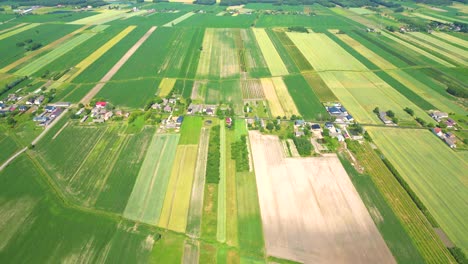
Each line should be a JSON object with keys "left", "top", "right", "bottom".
{"left": 368, "top": 127, "right": 468, "bottom": 255}
{"left": 179, "top": 116, "right": 203, "bottom": 145}
{"left": 124, "top": 133, "right": 180, "bottom": 225}
{"left": 97, "top": 79, "right": 161, "bottom": 108}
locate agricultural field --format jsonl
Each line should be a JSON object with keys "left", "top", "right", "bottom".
{"left": 1, "top": 2, "right": 467, "bottom": 263}
{"left": 249, "top": 131, "right": 395, "bottom": 263}
{"left": 367, "top": 127, "right": 468, "bottom": 255}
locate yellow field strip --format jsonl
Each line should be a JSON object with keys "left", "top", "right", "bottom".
{"left": 158, "top": 145, "right": 198, "bottom": 233}
{"left": 413, "top": 13, "right": 450, "bottom": 24}
{"left": 68, "top": 10, "right": 128, "bottom": 25}
{"left": 0, "top": 23, "right": 28, "bottom": 35}
{"left": 252, "top": 28, "right": 289, "bottom": 76}
{"left": 432, "top": 32, "right": 468, "bottom": 47}
{"left": 261, "top": 78, "right": 285, "bottom": 117}
{"left": 0, "top": 23, "right": 40, "bottom": 41}
{"left": 1, "top": 25, "right": 91, "bottom": 73}
{"left": 335, "top": 33, "right": 466, "bottom": 115}
{"left": 58, "top": 26, "right": 136, "bottom": 83}
{"left": 408, "top": 32, "right": 468, "bottom": 61}
{"left": 271, "top": 77, "right": 299, "bottom": 116}
{"left": 158, "top": 78, "right": 177, "bottom": 97}
{"left": 380, "top": 31, "right": 454, "bottom": 67}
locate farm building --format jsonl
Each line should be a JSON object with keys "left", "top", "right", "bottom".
{"left": 176, "top": 116, "right": 184, "bottom": 124}
{"left": 50, "top": 102, "right": 71, "bottom": 108}
{"left": 34, "top": 95, "right": 44, "bottom": 105}
{"left": 0, "top": 103, "right": 5, "bottom": 110}
{"left": 45, "top": 106, "right": 57, "bottom": 112}
{"left": 444, "top": 138, "right": 456, "bottom": 148}
{"left": 432, "top": 127, "right": 443, "bottom": 137}
{"left": 311, "top": 124, "right": 321, "bottom": 130}
{"left": 226, "top": 117, "right": 232, "bottom": 127}
{"left": 379, "top": 112, "right": 393, "bottom": 125}
{"left": 96, "top": 102, "right": 107, "bottom": 108}
{"left": 430, "top": 111, "right": 448, "bottom": 122}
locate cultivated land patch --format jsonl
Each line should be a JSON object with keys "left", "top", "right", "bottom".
{"left": 368, "top": 127, "right": 468, "bottom": 254}
{"left": 260, "top": 77, "right": 284, "bottom": 117}
{"left": 335, "top": 33, "right": 465, "bottom": 115}
{"left": 380, "top": 31, "right": 454, "bottom": 67}
{"left": 217, "top": 123, "right": 227, "bottom": 243}
{"left": 196, "top": 28, "right": 240, "bottom": 79}
{"left": 81, "top": 26, "right": 157, "bottom": 104}
{"left": 58, "top": 26, "right": 136, "bottom": 83}
{"left": 432, "top": 31, "right": 468, "bottom": 47}
{"left": 252, "top": 28, "right": 288, "bottom": 76}
{"left": 124, "top": 133, "right": 180, "bottom": 225}
{"left": 288, "top": 32, "right": 430, "bottom": 124}
{"left": 0, "top": 23, "right": 39, "bottom": 41}
{"left": 241, "top": 79, "right": 264, "bottom": 100}
{"left": 69, "top": 10, "right": 129, "bottom": 25}
{"left": 179, "top": 116, "right": 203, "bottom": 145}
{"left": 249, "top": 131, "right": 395, "bottom": 263}
{"left": 186, "top": 128, "right": 209, "bottom": 238}
{"left": 159, "top": 145, "right": 198, "bottom": 233}
{"left": 158, "top": 78, "right": 177, "bottom": 97}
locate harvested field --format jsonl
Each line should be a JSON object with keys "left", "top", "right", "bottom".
{"left": 69, "top": 10, "right": 129, "bottom": 25}
{"left": 241, "top": 79, "right": 264, "bottom": 100}
{"left": 252, "top": 28, "right": 288, "bottom": 76}
{"left": 81, "top": 26, "right": 157, "bottom": 104}
{"left": 249, "top": 131, "right": 395, "bottom": 263}
{"left": 286, "top": 139, "right": 300, "bottom": 157}
{"left": 124, "top": 133, "right": 180, "bottom": 225}
{"left": 186, "top": 128, "right": 209, "bottom": 238}
{"left": 261, "top": 77, "right": 298, "bottom": 118}
{"left": 158, "top": 78, "right": 177, "bottom": 97}
{"left": 58, "top": 26, "right": 136, "bottom": 83}
{"left": 159, "top": 145, "right": 198, "bottom": 233}
{"left": 163, "top": 12, "right": 195, "bottom": 27}
{"left": 0, "top": 23, "right": 39, "bottom": 41}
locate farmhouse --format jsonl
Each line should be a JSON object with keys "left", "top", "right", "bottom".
{"left": 164, "top": 105, "right": 172, "bottom": 112}
{"left": 226, "top": 117, "right": 232, "bottom": 127}
{"left": 444, "top": 138, "right": 456, "bottom": 148}
{"left": 34, "top": 95, "right": 44, "bottom": 105}
{"left": 379, "top": 111, "right": 393, "bottom": 125}
{"left": 430, "top": 111, "right": 448, "bottom": 122}
{"left": 45, "top": 106, "right": 57, "bottom": 112}
{"left": 432, "top": 127, "right": 443, "bottom": 137}
{"left": 0, "top": 103, "right": 5, "bottom": 110}
{"left": 311, "top": 124, "right": 321, "bottom": 131}
{"left": 104, "top": 111, "right": 113, "bottom": 121}
{"left": 176, "top": 116, "right": 184, "bottom": 125}
{"left": 96, "top": 101, "right": 107, "bottom": 108}
{"left": 445, "top": 118, "right": 456, "bottom": 128}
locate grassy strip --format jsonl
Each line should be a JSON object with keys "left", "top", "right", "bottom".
{"left": 206, "top": 125, "right": 221, "bottom": 184}
{"left": 179, "top": 116, "right": 203, "bottom": 145}
{"left": 272, "top": 30, "right": 312, "bottom": 72}
{"left": 302, "top": 72, "right": 337, "bottom": 102}
{"left": 0, "top": 23, "right": 39, "bottom": 41}
{"left": 217, "top": 123, "right": 227, "bottom": 243}
{"left": 252, "top": 28, "right": 288, "bottom": 76}
{"left": 226, "top": 128, "right": 239, "bottom": 247}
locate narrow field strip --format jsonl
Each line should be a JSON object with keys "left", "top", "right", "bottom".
{"left": 400, "top": 32, "right": 468, "bottom": 66}
{"left": 380, "top": 32, "right": 454, "bottom": 67}
{"left": 15, "top": 32, "right": 96, "bottom": 76}
{"left": 408, "top": 32, "right": 468, "bottom": 61}
{"left": 163, "top": 12, "right": 195, "bottom": 27}
{"left": 286, "top": 139, "right": 300, "bottom": 157}
{"left": 1, "top": 25, "right": 91, "bottom": 73}
{"left": 413, "top": 13, "right": 450, "bottom": 24}
{"left": 0, "top": 23, "right": 28, "bottom": 35}
{"left": 260, "top": 78, "right": 284, "bottom": 118}
{"left": 196, "top": 29, "right": 214, "bottom": 78}
{"left": 159, "top": 145, "right": 198, "bottom": 233}
{"left": 68, "top": 10, "right": 129, "bottom": 25}
{"left": 432, "top": 32, "right": 468, "bottom": 47}
{"left": 80, "top": 26, "right": 157, "bottom": 104}
{"left": 0, "top": 23, "right": 39, "bottom": 41}
{"left": 252, "top": 28, "right": 288, "bottom": 76}
{"left": 58, "top": 26, "right": 136, "bottom": 83}
{"left": 186, "top": 128, "right": 210, "bottom": 238}
{"left": 335, "top": 33, "right": 465, "bottom": 115}
{"left": 271, "top": 77, "right": 299, "bottom": 117}
{"left": 158, "top": 78, "right": 177, "bottom": 97}
{"left": 241, "top": 79, "right": 264, "bottom": 100}
{"left": 123, "top": 134, "right": 180, "bottom": 225}
{"left": 217, "top": 123, "right": 227, "bottom": 243}
{"left": 182, "top": 240, "right": 199, "bottom": 264}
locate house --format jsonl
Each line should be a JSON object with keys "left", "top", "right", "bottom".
{"left": 445, "top": 118, "right": 456, "bottom": 128}
{"left": 325, "top": 122, "right": 334, "bottom": 129}
{"left": 81, "top": 115, "right": 88, "bottom": 123}
{"left": 294, "top": 119, "right": 305, "bottom": 126}
{"left": 50, "top": 108, "right": 63, "bottom": 118}
{"left": 34, "top": 95, "right": 45, "bottom": 105}
{"left": 345, "top": 115, "right": 354, "bottom": 122}
{"left": 340, "top": 106, "right": 347, "bottom": 113}
{"left": 162, "top": 98, "right": 168, "bottom": 105}
{"left": 0, "top": 103, "right": 5, "bottom": 110}
{"left": 336, "top": 134, "right": 345, "bottom": 142}
{"left": 295, "top": 131, "right": 305, "bottom": 137}
{"left": 328, "top": 106, "right": 342, "bottom": 115}
{"left": 430, "top": 111, "right": 448, "bottom": 121}
{"left": 168, "top": 98, "right": 176, "bottom": 104}
{"left": 432, "top": 127, "right": 443, "bottom": 137}
{"left": 45, "top": 105, "right": 57, "bottom": 112}
{"left": 26, "top": 98, "right": 35, "bottom": 105}
{"left": 445, "top": 132, "right": 456, "bottom": 139}
{"left": 164, "top": 105, "right": 172, "bottom": 112}
{"left": 176, "top": 116, "right": 184, "bottom": 124}
{"left": 379, "top": 111, "right": 392, "bottom": 124}
{"left": 225, "top": 117, "right": 232, "bottom": 127}
{"left": 311, "top": 124, "right": 321, "bottom": 130}
{"left": 33, "top": 116, "right": 48, "bottom": 122}
{"left": 19, "top": 105, "right": 28, "bottom": 112}
{"left": 205, "top": 108, "right": 214, "bottom": 115}
{"left": 50, "top": 102, "right": 71, "bottom": 108}
{"left": 152, "top": 103, "right": 161, "bottom": 110}
{"left": 96, "top": 101, "right": 107, "bottom": 108}
{"left": 104, "top": 111, "right": 113, "bottom": 121}
{"left": 444, "top": 138, "right": 456, "bottom": 148}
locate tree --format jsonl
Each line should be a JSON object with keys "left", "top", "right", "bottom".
{"left": 78, "top": 103, "right": 84, "bottom": 109}
{"left": 404, "top": 107, "right": 414, "bottom": 116}
{"left": 386, "top": 110, "right": 395, "bottom": 118}
{"left": 6, "top": 117, "right": 16, "bottom": 127}
{"left": 373, "top": 107, "right": 380, "bottom": 114}
{"left": 266, "top": 122, "right": 274, "bottom": 131}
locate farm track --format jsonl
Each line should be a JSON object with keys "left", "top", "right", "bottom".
{"left": 80, "top": 26, "right": 157, "bottom": 104}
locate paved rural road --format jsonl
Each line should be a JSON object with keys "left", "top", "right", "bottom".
{"left": 0, "top": 108, "right": 70, "bottom": 171}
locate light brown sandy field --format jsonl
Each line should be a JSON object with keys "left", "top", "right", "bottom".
{"left": 249, "top": 131, "right": 395, "bottom": 264}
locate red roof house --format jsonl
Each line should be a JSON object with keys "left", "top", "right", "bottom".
{"left": 96, "top": 102, "right": 107, "bottom": 108}
{"left": 226, "top": 117, "right": 232, "bottom": 126}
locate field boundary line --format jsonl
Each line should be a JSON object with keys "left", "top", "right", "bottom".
{"left": 1, "top": 25, "right": 91, "bottom": 73}
{"left": 0, "top": 23, "right": 40, "bottom": 41}
{"left": 80, "top": 26, "right": 157, "bottom": 104}
{"left": 51, "top": 121, "right": 69, "bottom": 140}
{"left": 0, "top": 23, "right": 28, "bottom": 35}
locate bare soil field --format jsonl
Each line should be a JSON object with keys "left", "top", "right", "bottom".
{"left": 249, "top": 131, "right": 395, "bottom": 264}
